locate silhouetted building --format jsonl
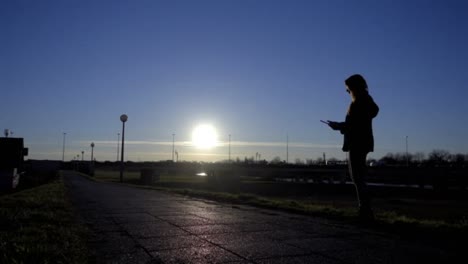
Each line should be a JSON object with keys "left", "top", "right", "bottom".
{"left": 0, "top": 137, "right": 28, "bottom": 190}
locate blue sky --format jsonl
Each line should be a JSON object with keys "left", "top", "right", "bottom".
{"left": 1, "top": 0, "right": 468, "bottom": 162}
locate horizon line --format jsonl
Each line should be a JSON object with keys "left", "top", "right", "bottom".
{"left": 81, "top": 140, "right": 341, "bottom": 149}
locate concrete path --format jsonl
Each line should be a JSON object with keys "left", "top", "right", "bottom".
{"left": 64, "top": 171, "right": 455, "bottom": 264}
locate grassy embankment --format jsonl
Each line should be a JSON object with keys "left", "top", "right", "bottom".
{"left": 0, "top": 177, "right": 88, "bottom": 264}
{"left": 92, "top": 169, "right": 468, "bottom": 236}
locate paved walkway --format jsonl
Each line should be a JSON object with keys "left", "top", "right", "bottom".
{"left": 64, "top": 171, "right": 455, "bottom": 263}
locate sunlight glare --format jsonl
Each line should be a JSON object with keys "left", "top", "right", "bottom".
{"left": 192, "top": 124, "right": 218, "bottom": 149}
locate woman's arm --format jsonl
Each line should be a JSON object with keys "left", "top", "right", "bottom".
{"left": 328, "top": 121, "right": 346, "bottom": 132}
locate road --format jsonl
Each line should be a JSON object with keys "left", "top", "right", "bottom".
{"left": 63, "top": 171, "right": 455, "bottom": 264}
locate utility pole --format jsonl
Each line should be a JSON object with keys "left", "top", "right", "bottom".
{"left": 120, "top": 114, "right": 128, "bottom": 183}
{"left": 117, "top": 133, "right": 120, "bottom": 161}
{"left": 62, "top": 132, "right": 66, "bottom": 161}
{"left": 172, "top": 133, "right": 175, "bottom": 162}
{"left": 406, "top": 136, "right": 409, "bottom": 167}
{"left": 90, "top": 142, "right": 95, "bottom": 162}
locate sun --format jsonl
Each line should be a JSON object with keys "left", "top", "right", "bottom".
{"left": 192, "top": 124, "right": 218, "bottom": 149}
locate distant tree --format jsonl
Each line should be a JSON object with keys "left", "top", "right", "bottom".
{"left": 294, "top": 158, "right": 304, "bottom": 165}
{"left": 315, "top": 157, "right": 324, "bottom": 165}
{"left": 305, "top": 159, "right": 314, "bottom": 165}
{"left": 379, "top": 152, "right": 413, "bottom": 166}
{"left": 327, "top": 157, "right": 339, "bottom": 165}
{"left": 379, "top": 153, "right": 397, "bottom": 165}
{"left": 428, "top": 149, "right": 451, "bottom": 165}
{"left": 413, "top": 152, "right": 425, "bottom": 163}
{"left": 394, "top": 152, "right": 412, "bottom": 165}
{"left": 270, "top": 156, "right": 282, "bottom": 165}
{"left": 244, "top": 156, "right": 254, "bottom": 164}
{"left": 405, "top": 152, "right": 414, "bottom": 164}
{"left": 451, "top": 153, "right": 465, "bottom": 167}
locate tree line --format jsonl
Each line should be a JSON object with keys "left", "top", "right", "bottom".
{"left": 375, "top": 149, "right": 467, "bottom": 167}
{"left": 255, "top": 149, "right": 468, "bottom": 167}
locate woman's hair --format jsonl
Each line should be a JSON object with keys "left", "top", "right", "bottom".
{"left": 345, "top": 74, "right": 368, "bottom": 93}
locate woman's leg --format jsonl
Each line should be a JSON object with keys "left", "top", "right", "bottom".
{"left": 348, "top": 150, "right": 372, "bottom": 217}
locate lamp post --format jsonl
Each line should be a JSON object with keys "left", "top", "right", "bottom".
{"left": 62, "top": 132, "right": 66, "bottom": 161}
{"left": 172, "top": 133, "right": 175, "bottom": 162}
{"left": 120, "top": 114, "right": 128, "bottom": 183}
{"left": 117, "top": 133, "right": 120, "bottom": 161}
{"left": 406, "top": 136, "right": 409, "bottom": 167}
{"left": 90, "top": 142, "right": 95, "bottom": 162}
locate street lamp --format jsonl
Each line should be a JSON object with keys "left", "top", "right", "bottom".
{"left": 62, "top": 132, "right": 66, "bottom": 162}
{"left": 228, "top": 134, "right": 231, "bottom": 162}
{"left": 90, "top": 142, "right": 95, "bottom": 162}
{"left": 172, "top": 133, "right": 175, "bottom": 162}
{"left": 117, "top": 133, "right": 120, "bottom": 161}
{"left": 406, "top": 136, "right": 409, "bottom": 167}
{"left": 120, "top": 114, "right": 128, "bottom": 183}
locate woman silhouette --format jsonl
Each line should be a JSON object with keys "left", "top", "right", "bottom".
{"left": 326, "top": 74, "right": 379, "bottom": 220}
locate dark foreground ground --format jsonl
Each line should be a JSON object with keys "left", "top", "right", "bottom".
{"left": 64, "top": 171, "right": 462, "bottom": 264}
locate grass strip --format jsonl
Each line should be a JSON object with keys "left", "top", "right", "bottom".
{"left": 164, "top": 188, "right": 355, "bottom": 218}
{"left": 0, "top": 177, "right": 88, "bottom": 264}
